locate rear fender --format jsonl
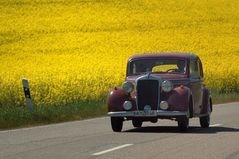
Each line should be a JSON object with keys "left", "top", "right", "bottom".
{"left": 201, "top": 87, "right": 212, "bottom": 114}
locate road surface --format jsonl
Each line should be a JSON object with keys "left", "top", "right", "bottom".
{"left": 0, "top": 102, "right": 239, "bottom": 159}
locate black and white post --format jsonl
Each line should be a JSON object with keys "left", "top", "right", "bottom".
{"left": 22, "top": 78, "right": 33, "bottom": 111}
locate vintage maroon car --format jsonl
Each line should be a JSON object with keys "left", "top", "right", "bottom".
{"left": 107, "top": 53, "right": 212, "bottom": 132}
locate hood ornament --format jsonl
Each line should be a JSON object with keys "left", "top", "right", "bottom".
{"left": 146, "top": 72, "right": 151, "bottom": 79}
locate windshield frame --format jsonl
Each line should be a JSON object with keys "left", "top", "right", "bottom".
{"left": 127, "top": 58, "right": 189, "bottom": 76}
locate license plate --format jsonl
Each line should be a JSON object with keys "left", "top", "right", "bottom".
{"left": 134, "top": 111, "right": 157, "bottom": 116}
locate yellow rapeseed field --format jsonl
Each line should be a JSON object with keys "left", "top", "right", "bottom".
{"left": 0, "top": 0, "right": 238, "bottom": 107}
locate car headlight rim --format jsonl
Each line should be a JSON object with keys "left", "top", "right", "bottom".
{"left": 122, "top": 81, "right": 134, "bottom": 93}
{"left": 161, "top": 80, "right": 173, "bottom": 92}
{"left": 123, "top": 101, "right": 133, "bottom": 110}
{"left": 160, "top": 101, "right": 169, "bottom": 110}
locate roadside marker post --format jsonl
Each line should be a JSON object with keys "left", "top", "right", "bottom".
{"left": 22, "top": 79, "right": 33, "bottom": 111}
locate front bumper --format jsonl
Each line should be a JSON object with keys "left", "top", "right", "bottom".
{"left": 108, "top": 110, "right": 188, "bottom": 117}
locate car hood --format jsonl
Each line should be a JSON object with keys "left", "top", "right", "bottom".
{"left": 126, "top": 74, "right": 189, "bottom": 86}
{"left": 127, "top": 74, "right": 187, "bottom": 81}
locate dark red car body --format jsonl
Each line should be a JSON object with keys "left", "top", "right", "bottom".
{"left": 107, "top": 53, "right": 212, "bottom": 132}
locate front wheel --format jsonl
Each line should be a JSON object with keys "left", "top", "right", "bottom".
{"left": 111, "top": 117, "right": 123, "bottom": 132}
{"left": 177, "top": 117, "right": 189, "bottom": 131}
{"left": 200, "top": 115, "right": 210, "bottom": 128}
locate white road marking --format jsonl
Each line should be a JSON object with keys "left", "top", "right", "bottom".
{"left": 210, "top": 124, "right": 222, "bottom": 127}
{"left": 92, "top": 144, "right": 133, "bottom": 156}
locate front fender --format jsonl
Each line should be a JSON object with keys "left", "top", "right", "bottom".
{"left": 161, "top": 86, "right": 191, "bottom": 111}
{"left": 107, "top": 88, "right": 135, "bottom": 112}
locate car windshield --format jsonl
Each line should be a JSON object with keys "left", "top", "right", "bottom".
{"left": 128, "top": 58, "right": 187, "bottom": 75}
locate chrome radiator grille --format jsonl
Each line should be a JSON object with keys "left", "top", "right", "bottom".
{"left": 136, "top": 80, "right": 159, "bottom": 110}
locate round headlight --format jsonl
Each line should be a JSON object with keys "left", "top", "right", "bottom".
{"left": 122, "top": 81, "right": 134, "bottom": 93}
{"left": 123, "top": 101, "right": 132, "bottom": 110}
{"left": 160, "top": 101, "right": 169, "bottom": 110}
{"left": 161, "top": 80, "right": 173, "bottom": 92}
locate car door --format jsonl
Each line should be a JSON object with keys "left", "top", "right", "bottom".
{"left": 189, "top": 59, "right": 203, "bottom": 115}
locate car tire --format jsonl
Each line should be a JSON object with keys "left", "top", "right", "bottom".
{"left": 111, "top": 117, "right": 123, "bottom": 132}
{"left": 132, "top": 119, "right": 142, "bottom": 128}
{"left": 177, "top": 117, "right": 189, "bottom": 131}
{"left": 200, "top": 115, "right": 210, "bottom": 128}
{"left": 200, "top": 100, "right": 211, "bottom": 128}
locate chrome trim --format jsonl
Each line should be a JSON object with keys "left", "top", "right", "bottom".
{"left": 136, "top": 75, "right": 162, "bottom": 110}
{"left": 108, "top": 110, "right": 188, "bottom": 117}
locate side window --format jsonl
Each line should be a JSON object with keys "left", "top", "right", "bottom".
{"left": 190, "top": 60, "right": 200, "bottom": 78}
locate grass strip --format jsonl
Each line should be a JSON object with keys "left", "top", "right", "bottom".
{"left": 0, "top": 92, "right": 238, "bottom": 130}
{"left": 0, "top": 101, "right": 107, "bottom": 130}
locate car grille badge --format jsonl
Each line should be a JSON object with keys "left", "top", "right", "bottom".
{"left": 144, "top": 105, "right": 151, "bottom": 112}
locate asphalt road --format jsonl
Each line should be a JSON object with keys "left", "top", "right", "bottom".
{"left": 0, "top": 102, "right": 239, "bottom": 159}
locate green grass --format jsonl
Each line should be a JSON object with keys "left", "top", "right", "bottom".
{"left": 0, "top": 92, "right": 238, "bottom": 130}
{"left": 212, "top": 92, "right": 239, "bottom": 104}
{"left": 0, "top": 101, "right": 107, "bottom": 130}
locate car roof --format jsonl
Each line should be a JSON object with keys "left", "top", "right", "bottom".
{"left": 129, "top": 52, "right": 199, "bottom": 61}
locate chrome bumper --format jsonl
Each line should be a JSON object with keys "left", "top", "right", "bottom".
{"left": 108, "top": 110, "right": 188, "bottom": 117}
